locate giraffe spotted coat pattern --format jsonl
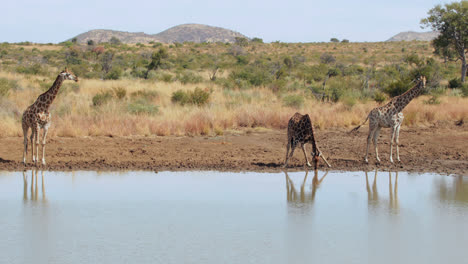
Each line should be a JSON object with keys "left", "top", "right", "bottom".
{"left": 22, "top": 68, "right": 78, "bottom": 165}
{"left": 351, "top": 76, "right": 427, "bottom": 163}
{"left": 284, "top": 113, "right": 321, "bottom": 169}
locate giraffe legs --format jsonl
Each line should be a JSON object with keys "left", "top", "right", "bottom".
{"left": 373, "top": 127, "right": 381, "bottom": 163}
{"left": 41, "top": 125, "right": 50, "bottom": 165}
{"left": 30, "top": 126, "right": 37, "bottom": 165}
{"left": 390, "top": 126, "right": 396, "bottom": 163}
{"left": 365, "top": 124, "right": 378, "bottom": 163}
{"left": 395, "top": 124, "right": 401, "bottom": 162}
{"left": 22, "top": 123, "right": 29, "bottom": 164}
{"left": 301, "top": 143, "right": 312, "bottom": 167}
{"left": 284, "top": 143, "right": 296, "bottom": 168}
{"left": 35, "top": 127, "right": 40, "bottom": 165}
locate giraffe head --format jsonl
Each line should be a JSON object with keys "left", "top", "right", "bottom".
{"left": 419, "top": 76, "right": 426, "bottom": 88}
{"left": 310, "top": 147, "right": 322, "bottom": 169}
{"left": 60, "top": 68, "right": 79, "bottom": 82}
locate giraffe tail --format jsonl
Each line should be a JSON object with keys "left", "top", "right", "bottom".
{"left": 349, "top": 115, "right": 369, "bottom": 133}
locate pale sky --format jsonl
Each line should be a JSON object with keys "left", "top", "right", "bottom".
{"left": 1, "top": 0, "right": 448, "bottom": 43}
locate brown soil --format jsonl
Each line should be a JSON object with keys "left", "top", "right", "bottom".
{"left": 0, "top": 126, "right": 467, "bottom": 175}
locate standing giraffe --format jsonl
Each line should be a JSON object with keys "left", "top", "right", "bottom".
{"left": 22, "top": 68, "right": 78, "bottom": 165}
{"left": 351, "top": 76, "right": 426, "bottom": 163}
{"left": 284, "top": 113, "right": 331, "bottom": 169}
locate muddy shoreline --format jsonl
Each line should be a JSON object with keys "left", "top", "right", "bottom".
{"left": 0, "top": 126, "right": 467, "bottom": 175}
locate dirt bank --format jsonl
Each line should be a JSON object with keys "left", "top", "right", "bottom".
{"left": 0, "top": 126, "right": 467, "bottom": 175}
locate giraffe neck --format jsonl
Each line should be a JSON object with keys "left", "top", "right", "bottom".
{"left": 392, "top": 80, "right": 424, "bottom": 113}
{"left": 36, "top": 74, "right": 64, "bottom": 110}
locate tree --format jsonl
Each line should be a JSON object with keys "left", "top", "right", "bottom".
{"left": 145, "top": 47, "right": 169, "bottom": 79}
{"left": 109, "top": 36, "right": 122, "bottom": 45}
{"left": 235, "top": 37, "right": 249, "bottom": 47}
{"left": 421, "top": 1, "right": 468, "bottom": 82}
{"left": 87, "top": 40, "right": 95, "bottom": 46}
{"left": 251, "top": 37, "right": 263, "bottom": 43}
{"left": 330, "top": 38, "right": 339, "bottom": 43}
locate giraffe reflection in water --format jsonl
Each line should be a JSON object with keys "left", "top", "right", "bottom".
{"left": 284, "top": 169, "right": 328, "bottom": 205}
{"left": 22, "top": 169, "right": 47, "bottom": 202}
{"left": 365, "top": 169, "right": 399, "bottom": 213}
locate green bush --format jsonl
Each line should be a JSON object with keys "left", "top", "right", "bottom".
{"left": 127, "top": 99, "right": 159, "bottom": 115}
{"left": 16, "top": 63, "right": 44, "bottom": 75}
{"left": 373, "top": 91, "right": 387, "bottom": 103}
{"left": 283, "top": 94, "right": 304, "bottom": 108}
{"left": 147, "top": 70, "right": 173, "bottom": 82}
{"left": 171, "top": 88, "right": 210, "bottom": 106}
{"left": 229, "top": 66, "right": 272, "bottom": 87}
{"left": 171, "top": 90, "right": 190, "bottom": 105}
{"left": 177, "top": 71, "right": 203, "bottom": 84}
{"left": 190, "top": 87, "right": 210, "bottom": 106}
{"left": 92, "top": 91, "right": 113, "bottom": 106}
{"left": 448, "top": 78, "right": 462, "bottom": 88}
{"left": 383, "top": 79, "right": 412, "bottom": 97}
{"left": 104, "top": 67, "right": 122, "bottom": 80}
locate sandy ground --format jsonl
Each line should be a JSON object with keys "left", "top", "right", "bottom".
{"left": 0, "top": 125, "right": 467, "bottom": 175}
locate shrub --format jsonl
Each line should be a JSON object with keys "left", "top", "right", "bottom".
{"left": 104, "top": 67, "right": 122, "bottom": 80}
{"left": 92, "top": 91, "right": 113, "bottom": 106}
{"left": 16, "top": 63, "right": 43, "bottom": 75}
{"left": 283, "top": 94, "right": 304, "bottom": 108}
{"left": 147, "top": 70, "right": 173, "bottom": 82}
{"left": 320, "top": 53, "right": 336, "bottom": 64}
{"left": 171, "top": 90, "right": 190, "bottom": 105}
{"left": 190, "top": 87, "right": 210, "bottom": 106}
{"left": 113, "top": 86, "right": 127, "bottom": 100}
{"left": 384, "top": 79, "right": 412, "bottom": 97}
{"left": 171, "top": 88, "right": 210, "bottom": 106}
{"left": 127, "top": 99, "right": 159, "bottom": 115}
{"left": 373, "top": 91, "right": 387, "bottom": 103}
{"left": 177, "top": 71, "right": 203, "bottom": 84}
{"left": 448, "top": 78, "right": 462, "bottom": 88}
{"left": 229, "top": 66, "right": 272, "bottom": 87}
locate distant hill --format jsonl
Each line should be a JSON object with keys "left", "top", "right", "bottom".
{"left": 386, "top": 31, "right": 439, "bottom": 42}
{"left": 69, "top": 24, "right": 248, "bottom": 44}
{"left": 153, "top": 24, "right": 247, "bottom": 43}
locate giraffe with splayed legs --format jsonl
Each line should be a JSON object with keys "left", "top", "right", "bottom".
{"left": 351, "top": 76, "right": 426, "bottom": 163}
{"left": 284, "top": 113, "right": 331, "bottom": 169}
{"left": 22, "top": 68, "right": 78, "bottom": 165}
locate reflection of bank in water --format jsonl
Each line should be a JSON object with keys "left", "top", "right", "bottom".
{"left": 436, "top": 175, "right": 468, "bottom": 204}
{"left": 365, "top": 169, "right": 399, "bottom": 213}
{"left": 284, "top": 169, "right": 328, "bottom": 205}
{"left": 23, "top": 169, "right": 46, "bottom": 202}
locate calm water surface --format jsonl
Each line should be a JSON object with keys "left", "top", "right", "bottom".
{"left": 1, "top": 170, "right": 468, "bottom": 264}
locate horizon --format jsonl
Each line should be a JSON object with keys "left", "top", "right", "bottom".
{"left": 1, "top": 0, "right": 448, "bottom": 43}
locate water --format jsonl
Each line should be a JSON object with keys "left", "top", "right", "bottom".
{"left": 1, "top": 170, "right": 468, "bottom": 264}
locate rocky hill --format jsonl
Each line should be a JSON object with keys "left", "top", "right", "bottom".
{"left": 386, "top": 31, "right": 439, "bottom": 42}
{"left": 153, "top": 24, "right": 246, "bottom": 43}
{"left": 69, "top": 24, "right": 248, "bottom": 44}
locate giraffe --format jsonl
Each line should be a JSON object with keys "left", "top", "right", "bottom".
{"left": 351, "top": 76, "right": 426, "bottom": 163}
{"left": 284, "top": 113, "right": 331, "bottom": 169}
{"left": 22, "top": 68, "right": 78, "bottom": 165}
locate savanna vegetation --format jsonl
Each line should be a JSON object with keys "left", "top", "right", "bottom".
{"left": 0, "top": 34, "right": 467, "bottom": 137}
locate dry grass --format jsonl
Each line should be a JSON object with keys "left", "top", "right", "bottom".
{"left": 0, "top": 71, "right": 467, "bottom": 138}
